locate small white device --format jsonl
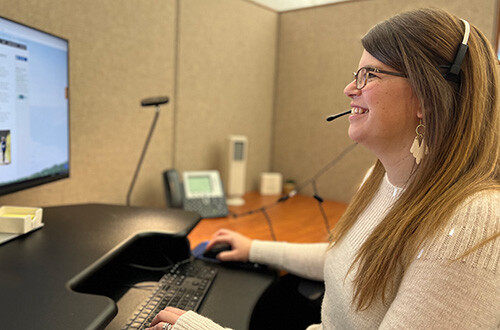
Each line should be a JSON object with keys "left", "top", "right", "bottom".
{"left": 223, "top": 135, "right": 248, "bottom": 206}
{"left": 260, "top": 172, "right": 283, "bottom": 195}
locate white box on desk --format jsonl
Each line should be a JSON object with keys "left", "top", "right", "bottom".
{"left": 0, "top": 206, "right": 43, "bottom": 234}
{"left": 260, "top": 172, "right": 283, "bottom": 195}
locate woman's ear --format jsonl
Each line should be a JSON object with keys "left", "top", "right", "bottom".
{"left": 416, "top": 106, "right": 424, "bottom": 119}
{"left": 411, "top": 91, "right": 424, "bottom": 120}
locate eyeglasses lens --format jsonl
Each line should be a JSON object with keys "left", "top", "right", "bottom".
{"left": 356, "top": 68, "right": 367, "bottom": 90}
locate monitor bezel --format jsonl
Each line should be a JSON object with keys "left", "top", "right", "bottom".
{"left": 496, "top": 2, "right": 500, "bottom": 62}
{"left": 0, "top": 16, "right": 70, "bottom": 196}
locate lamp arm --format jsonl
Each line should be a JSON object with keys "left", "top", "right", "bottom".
{"left": 126, "top": 105, "right": 161, "bottom": 206}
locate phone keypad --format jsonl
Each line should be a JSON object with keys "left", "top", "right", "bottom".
{"left": 184, "top": 197, "right": 228, "bottom": 218}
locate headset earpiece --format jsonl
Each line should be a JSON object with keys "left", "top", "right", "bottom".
{"left": 443, "top": 19, "right": 470, "bottom": 84}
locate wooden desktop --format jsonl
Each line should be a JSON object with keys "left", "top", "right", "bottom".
{"left": 188, "top": 192, "right": 348, "bottom": 247}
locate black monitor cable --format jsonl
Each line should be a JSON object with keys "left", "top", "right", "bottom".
{"left": 124, "top": 256, "right": 195, "bottom": 291}
{"left": 127, "top": 251, "right": 191, "bottom": 273}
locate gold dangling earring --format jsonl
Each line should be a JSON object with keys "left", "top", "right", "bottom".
{"left": 410, "top": 120, "right": 429, "bottom": 164}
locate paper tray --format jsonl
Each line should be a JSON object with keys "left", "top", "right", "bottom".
{"left": 0, "top": 206, "right": 43, "bottom": 234}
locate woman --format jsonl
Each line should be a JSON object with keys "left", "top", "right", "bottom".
{"left": 149, "top": 7, "right": 499, "bottom": 329}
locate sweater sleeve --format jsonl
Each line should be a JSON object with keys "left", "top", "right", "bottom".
{"left": 379, "top": 191, "right": 500, "bottom": 329}
{"left": 171, "top": 242, "right": 328, "bottom": 330}
{"left": 173, "top": 311, "right": 231, "bottom": 330}
{"left": 249, "top": 240, "right": 328, "bottom": 281}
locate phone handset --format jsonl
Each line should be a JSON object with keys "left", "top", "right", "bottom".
{"left": 163, "top": 169, "right": 183, "bottom": 208}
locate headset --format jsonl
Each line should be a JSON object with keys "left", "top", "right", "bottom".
{"left": 442, "top": 19, "right": 470, "bottom": 84}
{"left": 327, "top": 19, "right": 471, "bottom": 122}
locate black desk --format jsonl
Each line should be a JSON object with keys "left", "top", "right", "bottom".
{"left": 0, "top": 204, "right": 275, "bottom": 329}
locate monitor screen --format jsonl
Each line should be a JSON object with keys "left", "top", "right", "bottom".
{"left": 0, "top": 17, "right": 69, "bottom": 196}
{"left": 497, "top": 7, "right": 500, "bottom": 61}
{"left": 497, "top": 26, "right": 500, "bottom": 61}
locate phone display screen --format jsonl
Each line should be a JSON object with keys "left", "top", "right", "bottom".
{"left": 187, "top": 176, "right": 212, "bottom": 194}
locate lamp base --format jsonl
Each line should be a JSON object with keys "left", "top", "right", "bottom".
{"left": 226, "top": 196, "right": 245, "bottom": 206}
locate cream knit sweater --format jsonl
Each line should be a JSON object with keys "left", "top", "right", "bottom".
{"left": 174, "top": 175, "right": 500, "bottom": 329}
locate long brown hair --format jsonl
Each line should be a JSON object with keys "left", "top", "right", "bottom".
{"left": 330, "top": 8, "right": 500, "bottom": 311}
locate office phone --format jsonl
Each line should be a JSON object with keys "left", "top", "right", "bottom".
{"left": 163, "top": 169, "right": 228, "bottom": 218}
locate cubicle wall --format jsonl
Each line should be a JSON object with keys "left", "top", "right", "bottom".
{"left": 0, "top": 0, "right": 496, "bottom": 207}
{"left": 273, "top": 0, "right": 498, "bottom": 202}
{"left": 0, "top": 0, "right": 177, "bottom": 207}
{"left": 174, "top": 0, "right": 277, "bottom": 191}
{"left": 0, "top": 0, "right": 277, "bottom": 208}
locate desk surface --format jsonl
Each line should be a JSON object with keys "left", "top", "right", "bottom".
{"left": 189, "top": 192, "right": 348, "bottom": 246}
{"left": 0, "top": 204, "right": 275, "bottom": 329}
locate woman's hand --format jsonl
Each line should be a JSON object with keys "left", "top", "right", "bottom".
{"left": 205, "top": 228, "right": 252, "bottom": 262}
{"left": 146, "top": 307, "right": 186, "bottom": 330}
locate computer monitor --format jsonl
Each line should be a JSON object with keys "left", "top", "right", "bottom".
{"left": 495, "top": 4, "right": 500, "bottom": 61}
{"left": 497, "top": 13, "right": 500, "bottom": 61}
{"left": 0, "top": 16, "right": 69, "bottom": 196}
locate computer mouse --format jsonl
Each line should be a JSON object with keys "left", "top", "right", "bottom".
{"left": 202, "top": 242, "right": 232, "bottom": 259}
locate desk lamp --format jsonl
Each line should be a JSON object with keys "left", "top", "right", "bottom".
{"left": 126, "top": 96, "right": 169, "bottom": 206}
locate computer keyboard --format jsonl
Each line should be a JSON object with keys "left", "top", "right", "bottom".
{"left": 122, "top": 259, "right": 217, "bottom": 329}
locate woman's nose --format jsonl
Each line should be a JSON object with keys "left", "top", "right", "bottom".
{"left": 344, "top": 79, "right": 360, "bottom": 98}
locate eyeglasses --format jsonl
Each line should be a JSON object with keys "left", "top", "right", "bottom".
{"left": 353, "top": 67, "right": 407, "bottom": 90}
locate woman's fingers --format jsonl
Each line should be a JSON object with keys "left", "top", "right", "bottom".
{"left": 148, "top": 307, "right": 186, "bottom": 328}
